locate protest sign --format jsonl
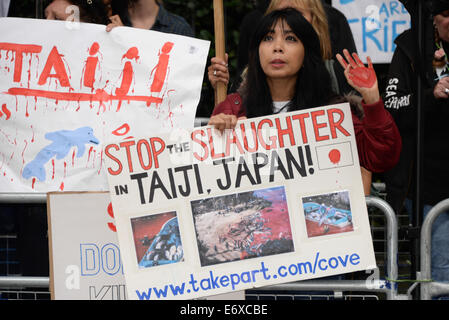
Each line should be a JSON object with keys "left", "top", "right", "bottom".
{"left": 47, "top": 191, "right": 243, "bottom": 300}
{"left": 104, "top": 102, "right": 377, "bottom": 300}
{"left": 333, "top": 0, "right": 411, "bottom": 63}
{"left": 0, "top": 18, "right": 209, "bottom": 193}
{"left": 47, "top": 192, "right": 125, "bottom": 300}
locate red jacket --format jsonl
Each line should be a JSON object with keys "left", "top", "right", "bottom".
{"left": 212, "top": 93, "right": 402, "bottom": 173}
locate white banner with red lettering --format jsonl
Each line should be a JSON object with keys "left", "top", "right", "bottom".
{"left": 0, "top": 17, "right": 209, "bottom": 192}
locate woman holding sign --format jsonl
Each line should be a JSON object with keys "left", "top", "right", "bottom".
{"left": 209, "top": 0, "right": 357, "bottom": 96}
{"left": 208, "top": 8, "right": 401, "bottom": 175}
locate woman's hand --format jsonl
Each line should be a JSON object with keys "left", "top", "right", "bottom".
{"left": 208, "top": 54, "right": 229, "bottom": 90}
{"left": 434, "top": 76, "right": 449, "bottom": 99}
{"left": 336, "top": 49, "right": 380, "bottom": 104}
{"left": 106, "top": 15, "right": 124, "bottom": 32}
{"left": 208, "top": 113, "right": 246, "bottom": 134}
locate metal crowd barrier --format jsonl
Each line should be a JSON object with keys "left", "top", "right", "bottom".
{"left": 0, "top": 193, "right": 408, "bottom": 300}
{"left": 419, "top": 198, "right": 449, "bottom": 300}
{"left": 254, "top": 196, "right": 407, "bottom": 300}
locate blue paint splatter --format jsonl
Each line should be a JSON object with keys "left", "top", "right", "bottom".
{"left": 22, "top": 126, "right": 100, "bottom": 182}
{"left": 340, "top": 0, "right": 354, "bottom": 4}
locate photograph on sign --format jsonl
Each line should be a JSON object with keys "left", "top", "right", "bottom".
{"left": 191, "top": 186, "right": 294, "bottom": 267}
{"left": 0, "top": 18, "right": 209, "bottom": 193}
{"left": 131, "top": 211, "right": 183, "bottom": 269}
{"left": 302, "top": 190, "right": 354, "bottom": 238}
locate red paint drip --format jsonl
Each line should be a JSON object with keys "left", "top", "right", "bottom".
{"left": 107, "top": 202, "right": 114, "bottom": 218}
{"left": 92, "top": 150, "right": 97, "bottom": 167}
{"left": 30, "top": 125, "right": 35, "bottom": 143}
{"left": 1, "top": 104, "right": 11, "bottom": 120}
{"left": 27, "top": 52, "right": 32, "bottom": 88}
{"left": 21, "top": 140, "right": 28, "bottom": 170}
{"left": 87, "top": 146, "right": 93, "bottom": 163}
{"left": 51, "top": 159, "right": 55, "bottom": 180}
{"left": 59, "top": 182, "right": 64, "bottom": 191}
{"left": 32, "top": 177, "right": 36, "bottom": 189}
{"left": 107, "top": 203, "right": 117, "bottom": 232}
{"left": 97, "top": 150, "right": 104, "bottom": 175}
{"left": 107, "top": 222, "right": 117, "bottom": 232}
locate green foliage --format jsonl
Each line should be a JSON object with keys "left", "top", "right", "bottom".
{"left": 166, "top": 0, "right": 254, "bottom": 70}
{"left": 164, "top": 0, "right": 257, "bottom": 116}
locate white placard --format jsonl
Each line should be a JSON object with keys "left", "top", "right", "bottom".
{"left": 47, "top": 192, "right": 125, "bottom": 300}
{"left": 104, "top": 102, "right": 376, "bottom": 300}
{"left": 0, "top": 18, "right": 209, "bottom": 192}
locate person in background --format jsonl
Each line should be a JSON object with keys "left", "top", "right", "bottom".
{"left": 106, "top": 0, "right": 194, "bottom": 37}
{"left": 102, "top": 0, "right": 112, "bottom": 17}
{"left": 265, "top": 0, "right": 354, "bottom": 96}
{"left": 209, "top": 8, "right": 401, "bottom": 179}
{"left": 45, "top": 0, "right": 109, "bottom": 24}
{"left": 384, "top": 0, "right": 449, "bottom": 285}
{"left": 210, "top": 0, "right": 357, "bottom": 94}
{"left": 236, "top": 0, "right": 271, "bottom": 79}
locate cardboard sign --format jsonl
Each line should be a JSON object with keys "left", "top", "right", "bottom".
{"left": 104, "top": 103, "right": 377, "bottom": 300}
{"left": 333, "top": 0, "right": 411, "bottom": 63}
{"left": 47, "top": 191, "right": 244, "bottom": 300}
{"left": 47, "top": 192, "right": 125, "bottom": 300}
{"left": 0, "top": 18, "right": 209, "bottom": 193}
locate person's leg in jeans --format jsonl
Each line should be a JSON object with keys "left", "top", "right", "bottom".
{"left": 422, "top": 205, "right": 449, "bottom": 283}
{"left": 405, "top": 200, "right": 449, "bottom": 282}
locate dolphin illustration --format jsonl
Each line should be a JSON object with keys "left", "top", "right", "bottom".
{"left": 22, "top": 126, "right": 100, "bottom": 182}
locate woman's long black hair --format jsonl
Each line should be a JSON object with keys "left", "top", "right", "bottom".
{"left": 241, "top": 8, "right": 335, "bottom": 118}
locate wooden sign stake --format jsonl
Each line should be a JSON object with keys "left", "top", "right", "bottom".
{"left": 213, "top": 0, "right": 227, "bottom": 105}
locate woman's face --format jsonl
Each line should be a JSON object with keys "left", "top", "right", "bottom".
{"left": 274, "top": 0, "right": 312, "bottom": 23}
{"left": 258, "top": 20, "right": 305, "bottom": 83}
{"left": 45, "top": 0, "right": 73, "bottom": 21}
{"left": 435, "top": 10, "right": 449, "bottom": 43}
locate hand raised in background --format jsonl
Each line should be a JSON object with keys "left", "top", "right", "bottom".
{"left": 208, "top": 54, "right": 229, "bottom": 90}
{"left": 336, "top": 49, "right": 380, "bottom": 104}
{"left": 106, "top": 14, "right": 124, "bottom": 32}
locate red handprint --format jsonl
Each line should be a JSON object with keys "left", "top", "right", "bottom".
{"left": 336, "top": 49, "right": 376, "bottom": 89}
